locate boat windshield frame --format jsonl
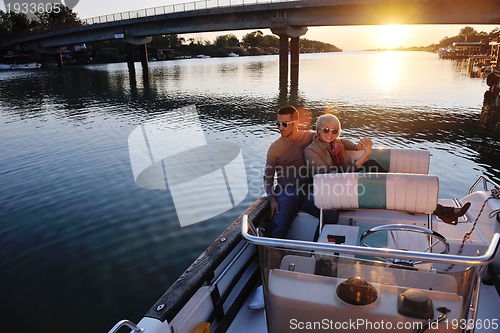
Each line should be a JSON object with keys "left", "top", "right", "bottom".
{"left": 242, "top": 215, "right": 500, "bottom": 267}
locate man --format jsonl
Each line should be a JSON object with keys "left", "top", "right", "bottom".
{"left": 264, "top": 105, "right": 325, "bottom": 238}
{"left": 249, "top": 106, "right": 335, "bottom": 310}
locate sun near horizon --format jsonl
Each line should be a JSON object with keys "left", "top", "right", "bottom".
{"left": 374, "top": 24, "right": 409, "bottom": 49}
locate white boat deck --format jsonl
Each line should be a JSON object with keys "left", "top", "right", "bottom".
{"left": 476, "top": 285, "right": 500, "bottom": 333}
{"left": 227, "top": 286, "right": 267, "bottom": 333}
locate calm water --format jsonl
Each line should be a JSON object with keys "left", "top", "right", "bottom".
{"left": 0, "top": 51, "right": 498, "bottom": 333}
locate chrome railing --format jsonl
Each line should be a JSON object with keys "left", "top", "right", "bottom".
{"left": 81, "top": 0, "right": 299, "bottom": 25}
{"left": 108, "top": 320, "right": 144, "bottom": 333}
{"left": 469, "top": 174, "right": 500, "bottom": 193}
{"left": 241, "top": 215, "right": 500, "bottom": 266}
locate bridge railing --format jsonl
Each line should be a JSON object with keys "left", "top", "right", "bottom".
{"left": 82, "top": 0, "right": 292, "bottom": 25}
{"left": 1, "top": 0, "right": 295, "bottom": 44}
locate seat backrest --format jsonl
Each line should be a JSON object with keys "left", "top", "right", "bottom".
{"left": 347, "top": 148, "right": 430, "bottom": 174}
{"left": 313, "top": 173, "right": 439, "bottom": 214}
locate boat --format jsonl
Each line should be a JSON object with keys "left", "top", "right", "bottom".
{"left": 108, "top": 148, "right": 500, "bottom": 333}
{"left": 196, "top": 55, "right": 211, "bottom": 59}
{"left": 9, "top": 62, "right": 41, "bottom": 69}
{"left": 1, "top": 63, "right": 42, "bottom": 70}
{"left": 228, "top": 52, "right": 240, "bottom": 57}
{"left": 467, "top": 55, "right": 491, "bottom": 78}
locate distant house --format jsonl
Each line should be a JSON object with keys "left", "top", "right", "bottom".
{"left": 490, "top": 41, "right": 499, "bottom": 73}
{"left": 236, "top": 42, "right": 251, "bottom": 48}
{"left": 95, "top": 48, "right": 126, "bottom": 62}
{"left": 157, "top": 49, "right": 175, "bottom": 60}
{"left": 452, "top": 41, "right": 488, "bottom": 56}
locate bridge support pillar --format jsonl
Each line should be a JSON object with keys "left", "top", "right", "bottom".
{"left": 279, "top": 35, "right": 289, "bottom": 84}
{"left": 55, "top": 52, "right": 63, "bottom": 69}
{"left": 290, "top": 37, "right": 300, "bottom": 92}
{"left": 271, "top": 19, "right": 307, "bottom": 101}
{"left": 138, "top": 43, "right": 149, "bottom": 77}
{"left": 125, "top": 43, "right": 136, "bottom": 83}
{"left": 124, "top": 36, "right": 152, "bottom": 82}
{"left": 290, "top": 37, "right": 299, "bottom": 68}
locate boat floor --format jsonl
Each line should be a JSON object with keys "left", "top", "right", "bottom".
{"left": 226, "top": 285, "right": 267, "bottom": 333}
{"left": 476, "top": 285, "right": 500, "bottom": 332}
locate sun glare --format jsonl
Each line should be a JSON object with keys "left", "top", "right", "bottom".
{"left": 375, "top": 24, "right": 408, "bottom": 49}
{"left": 371, "top": 51, "right": 401, "bottom": 90}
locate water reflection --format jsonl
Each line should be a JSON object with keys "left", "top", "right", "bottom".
{"left": 369, "top": 51, "right": 401, "bottom": 92}
{"left": 1, "top": 60, "right": 499, "bottom": 160}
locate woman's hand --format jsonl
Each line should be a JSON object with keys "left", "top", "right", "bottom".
{"left": 357, "top": 138, "right": 373, "bottom": 154}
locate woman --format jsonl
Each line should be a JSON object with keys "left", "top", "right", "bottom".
{"left": 304, "top": 114, "right": 385, "bottom": 175}
{"left": 304, "top": 114, "right": 470, "bottom": 224}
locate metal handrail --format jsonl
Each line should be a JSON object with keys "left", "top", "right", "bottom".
{"left": 469, "top": 174, "right": 500, "bottom": 194}
{"left": 241, "top": 215, "right": 500, "bottom": 266}
{"left": 108, "top": 319, "right": 144, "bottom": 333}
{"left": 81, "top": 0, "right": 298, "bottom": 26}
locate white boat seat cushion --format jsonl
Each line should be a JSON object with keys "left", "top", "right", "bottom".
{"left": 347, "top": 148, "right": 430, "bottom": 174}
{"left": 313, "top": 173, "right": 439, "bottom": 214}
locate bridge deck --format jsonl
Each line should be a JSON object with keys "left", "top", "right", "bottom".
{"left": 2, "top": 0, "right": 499, "bottom": 51}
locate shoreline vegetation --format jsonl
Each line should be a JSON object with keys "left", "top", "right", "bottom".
{"left": 0, "top": 6, "right": 499, "bottom": 65}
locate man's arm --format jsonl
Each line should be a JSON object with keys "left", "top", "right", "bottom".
{"left": 264, "top": 146, "right": 279, "bottom": 215}
{"left": 264, "top": 149, "right": 276, "bottom": 198}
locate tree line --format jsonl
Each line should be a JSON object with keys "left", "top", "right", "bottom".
{"left": 423, "top": 26, "right": 499, "bottom": 52}
{"left": 148, "top": 31, "right": 341, "bottom": 59}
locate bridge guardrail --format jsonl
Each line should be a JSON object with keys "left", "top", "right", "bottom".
{"left": 82, "top": 0, "right": 295, "bottom": 26}
{"left": 1, "top": 0, "right": 296, "bottom": 44}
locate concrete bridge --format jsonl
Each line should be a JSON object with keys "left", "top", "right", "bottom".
{"left": 2, "top": 0, "right": 499, "bottom": 81}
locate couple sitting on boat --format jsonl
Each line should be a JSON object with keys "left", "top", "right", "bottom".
{"left": 248, "top": 105, "right": 470, "bottom": 309}
{"left": 265, "top": 105, "right": 469, "bottom": 238}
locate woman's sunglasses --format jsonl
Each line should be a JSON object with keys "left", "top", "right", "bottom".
{"left": 275, "top": 121, "right": 295, "bottom": 128}
{"left": 320, "top": 127, "right": 339, "bottom": 135}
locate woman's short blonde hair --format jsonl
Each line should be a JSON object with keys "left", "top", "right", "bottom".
{"left": 316, "top": 114, "right": 341, "bottom": 130}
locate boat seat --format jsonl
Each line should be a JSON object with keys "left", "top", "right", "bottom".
{"left": 314, "top": 173, "right": 439, "bottom": 229}
{"left": 314, "top": 172, "right": 438, "bottom": 213}
{"left": 290, "top": 149, "right": 430, "bottom": 239}
{"left": 347, "top": 148, "right": 430, "bottom": 174}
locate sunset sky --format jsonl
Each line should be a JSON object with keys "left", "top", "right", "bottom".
{"left": 2, "top": 0, "right": 498, "bottom": 50}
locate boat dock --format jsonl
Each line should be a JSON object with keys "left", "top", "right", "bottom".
{"left": 438, "top": 38, "right": 500, "bottom": 132}
{"left": 480, "top": 41, "right": 500, "bottom": 132}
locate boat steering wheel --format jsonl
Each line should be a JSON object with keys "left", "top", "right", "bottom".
{"left": 359, "top": 224, "right": 450, "bottom": 265}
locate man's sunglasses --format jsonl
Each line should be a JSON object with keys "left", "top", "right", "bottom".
{"left": 320, "top": 127, "right": 339, "bottom": 135}
{"left": 275, "top": 121, "right": 295, "bottom": 128}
